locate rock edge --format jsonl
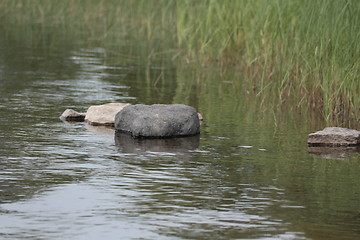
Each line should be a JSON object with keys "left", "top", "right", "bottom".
{"left": 308, "top": 127, "right": 360, "bottom": 146}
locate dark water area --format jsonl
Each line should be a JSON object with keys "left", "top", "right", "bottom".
{"left": 0, "top": 31, "right": 360, "bottom": 240}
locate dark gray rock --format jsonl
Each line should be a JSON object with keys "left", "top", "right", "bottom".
{"left": 60, "top": 109, "right": 86, "bottom": 122}
{"left": 308, "top": 127, "right": 360, "bottom": 146}
{"left": 115, "top": 104, "right": 200, "bottom": 138}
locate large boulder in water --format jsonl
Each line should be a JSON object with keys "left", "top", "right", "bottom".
{"left": 85, "top": 103, "right": 130, "bottom": 126}
{"left": 308, "top": 127, "right": 360, "bottom": 146}
{"left": 115, "top": 104, "right": 200, "bottom": 138}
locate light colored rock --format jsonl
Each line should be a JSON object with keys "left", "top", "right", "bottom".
{"left": 198, "top": 112, "right": 203, "bottom": 122}
{"left": 85, "top": 103, "right": 130, "bottom": 126}
{"left": 308, "top": 127, "right": 360, "bottom": 146}
{"left": 60, "top": 109, "right": 86, "bottom": 122}
{"left": 115, "top": 104, "right": 200, "bottom": 138}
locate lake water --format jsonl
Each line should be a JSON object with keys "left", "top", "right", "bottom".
{"left": 0, "top": 32, "right": 360, "bottom": 240}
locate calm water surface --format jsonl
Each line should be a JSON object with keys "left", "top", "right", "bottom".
{"left": 0, "top": 36, "right": 360, "bottom": 240}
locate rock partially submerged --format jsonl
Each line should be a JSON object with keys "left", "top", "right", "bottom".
{"left": 85, "top": 103, "right": 130, "bottom": 126}
{"left": 60, "top": 109, "right": 86, "bottom": 122}
{"left": 115, "top": 104, "right": 200, "bottom": 138}
{"left": 308, "top": 127, "right": 360, "bottom": 146}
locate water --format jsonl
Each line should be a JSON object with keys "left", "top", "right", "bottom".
{"left": 0, "top": 34, "right": 360, "bottom": 240}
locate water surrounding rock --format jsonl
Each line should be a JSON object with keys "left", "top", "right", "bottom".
{"left": 85, "top": 123, "right": 115, "bottom": 136}
{"left": 308, "top": 146, "right": 360, "bottom": 159}
{"left": 308, "top": 127, "right": 360, "bottom": 146}
{"left": 85, "top": 103, "right": 130, "bottom": 126}
{"left": 60, "top": 109, "right": 86, "bottom": 122}
{"left": 115, "top": 104, "right": 200, "bottom": 138}
{"left": 115, "top": 132, "right": 200, "bottom": 154}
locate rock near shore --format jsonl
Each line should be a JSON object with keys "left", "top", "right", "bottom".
{"left": 115, "top": 104, "right": 200, "bottom": 138}
{"left": 308, "top": 127, "right": 360, "bottom": 146}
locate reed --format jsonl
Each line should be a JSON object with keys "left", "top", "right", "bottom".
{"left": 175, "top": 0, "right": 360, "bottom": 125}
{"left": 0, "top": 0, "right": 359, "bottom": 125}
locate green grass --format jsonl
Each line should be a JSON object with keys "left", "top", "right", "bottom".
{"left": 175, "top": 0, "right": 360, "bottom": 124}
{"left": 0, "top": 0, "right": 359, "bottom": 125}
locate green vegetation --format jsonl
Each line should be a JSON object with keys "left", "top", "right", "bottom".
{"left": 0, "top": 0, "right": 359, "bottom": 125}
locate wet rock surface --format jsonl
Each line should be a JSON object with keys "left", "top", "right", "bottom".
{"left": 115, "top": 104, "right": 200, "bottom": 138}
{"left": 85, "top": 103, "right": 130, "bottom": 126}
{"left": 60, "top": 109, "right": 86, "bottom": 122}
{"left": 308, "top": 127, "right": 360, "bottom": 146}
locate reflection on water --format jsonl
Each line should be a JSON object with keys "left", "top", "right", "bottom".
{"left": 0, "top": 37, "right": 360, "bottom": 240}
{"left": 115, "top": 132, "right": 200, "bottom": 155}
{"left": 85, "top": 123, "right": 115, "bottom": 136}
{"left": 308, "top": 146, "right": 360, "bottom": 160}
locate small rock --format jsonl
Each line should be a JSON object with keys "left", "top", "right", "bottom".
{"left": 115, "top": 104, "right": 200, "bottom": 138}
{"left": 198, "top": 112, "right": 203, "bottom": 122}
{"left": 85, "top": 103, "right": 130, "bottom": 126}
{"left": 60, "top": 109, "right": 86, "bottom": 122}
{"left": 308, "top": 127, "right": 360, "bottom": 146}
